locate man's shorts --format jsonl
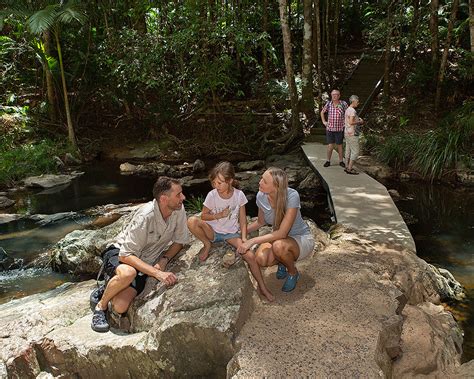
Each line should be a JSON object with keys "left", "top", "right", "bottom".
{"left": 102, "top": 246, "right": 147, "bottom": 295}
{"left": 211, "top": 232, "right": 241, "bottom": 243}
{"left": 290, "top": 234, "right": 316, "bottom": 261}
{"left": 326, "top": 130, "right": 344, "bottom": 145}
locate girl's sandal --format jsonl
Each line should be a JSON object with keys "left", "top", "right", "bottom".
{"left": 346, "top": 169, "right": 359, "bottom": 175}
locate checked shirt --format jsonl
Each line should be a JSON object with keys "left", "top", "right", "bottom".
{"left": 322, "top": 100, "right": 348, "bottom": 132}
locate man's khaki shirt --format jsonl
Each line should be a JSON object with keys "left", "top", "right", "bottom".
{"left": 110, "top": 200, "right": 189, "bottom": 265}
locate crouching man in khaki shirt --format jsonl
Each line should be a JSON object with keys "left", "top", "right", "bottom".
{"left": 91, "top": 176, "right": 189, "bottom": 332}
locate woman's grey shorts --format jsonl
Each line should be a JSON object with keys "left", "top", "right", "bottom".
{"left": 290, "top": 234, "right": 316, "bottom": 261}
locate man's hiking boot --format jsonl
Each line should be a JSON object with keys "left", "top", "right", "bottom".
{"left": 91, "top": 309, "right": 109, "bottom": 332}
{"left": 90, "top": 284, "right": 105, "bottom": 311}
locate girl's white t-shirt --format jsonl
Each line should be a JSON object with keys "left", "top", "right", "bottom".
{"left": 203, "top": 188, "right": 248, "bottom": 234}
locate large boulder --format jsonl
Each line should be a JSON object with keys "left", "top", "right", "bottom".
{"left": 50, "top": 210, "right": 135, "bottom": 275}
{"left": 0, "top": 242, "right": 254, "bottom": 378}
{"left": 355, "top": 155, "right": 393, "bottom": 180}
{"left": 23, "top": 172, "right": 84, "bottom": 189}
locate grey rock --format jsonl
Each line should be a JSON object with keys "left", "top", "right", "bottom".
{"left": 429, "top": 264, "right": 465, "bottom": 302}
{"left": 0, "top": 196, "right": 15, "bottom": 209}
{"left": 388, "top": 189, "right": 400, "bottom": 200}
{"left": 355, "top": 155, "right": 393, "bottom": 180}
{"left": 0, "top": 247, "right": 16, "bottom": 271}
{"left": 193, "top": 159, "right": 206, "bottom": 172}
{"left": 23, "top": 173, "right": 83, "bottom": 189}
{"left": 181, "top": 176, "right": 209, "bottom": 188}
{"left": 50, "top": 211, "right": 134, "bottom": 275}
{"left": 400, "top": 172, "right": 411, "bottom": 181}
{"left": 168, "top": 163, "right": 194, "bottom": 178}
{"left": 237, "top": 160, "right": 265, "bottom": 171}
{"left": 120, "top": 162, "right": 170, "bottom": 176}
{"left": 64, "top": 152, "right": 82, "bottom": 165}
{"left": 297, "top": 172, "right": 320, "bottom": 190}
{"left": 0, "top": 214, "right": 23, "bottom": 224}
{"left": 31, "top": 212, "right": 78, "bottom": 226}
{"left": 457, "top": 171, "right": 474, "bottom": 186}
{"left": 119, "top": 162, "right": 139, "bottom": 173}
{"left": 235, "top": 171, "right": 261, "bottom": 195}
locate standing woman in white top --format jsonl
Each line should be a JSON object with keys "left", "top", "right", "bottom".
{"left": 238, "top": 167, "right": 315, "bottom": 293}
{"left": 187, "top": 161, "right": 274, "bottom": 301}
{"left": 344, "top": 95, "right": 364, "bottom": 175}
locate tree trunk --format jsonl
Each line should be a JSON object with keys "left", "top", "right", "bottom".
{"left": 470, "top": 0, "right": 474, "bottom": 53}
{"left": 314, "top": 0, "right": 322, "bottom": 112}
{"left": 333, "top": 0, "right": 340, "bottom": 61}
{"left": 279, "top": 0, "right": 300, "bottom": 131}
{"left": 430, "top": 0, "right": 439, "bottom": 69}
{"left": 54, "top": 29, "right": 77, "bottom": 149}
{"left": 383, "top": 1, "right": 395, "bottom": 104}
{"left": 407, "top": 0, "right": 420, "bottom": 60}
{"left": 324, "top": 0, "right": 330, "bottom": 73}
{"left": 435, "top": 0, "right": 459, "bottom": 111}
{"left": 43, "top": 30, "right": 57, "bottom": 122}
{"left": 263, "top": 0, "right": 269, "bottom": 82}
{"left": 301, "top": 0, "right": 314, "bottom": 121}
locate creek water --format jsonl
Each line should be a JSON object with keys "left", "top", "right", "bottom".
{"left": 384, "top": 180, "right": 474, "bottom": 362}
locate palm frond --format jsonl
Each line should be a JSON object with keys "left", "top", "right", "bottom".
{"left": 28, "top": 4, "right": 59, "bottom": 35}
{"left": 56, "top": 1, "right": 87, "bottom": 26}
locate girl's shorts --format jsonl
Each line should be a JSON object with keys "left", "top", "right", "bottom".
{"left": 290, "top": 234, "right": 316, "bottom": 261}
{"left": 212, "top": 232, "right": 241, "bottom": 243}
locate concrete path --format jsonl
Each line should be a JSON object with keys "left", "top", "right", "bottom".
{"left": 302, "top": 142, "right": 416, "bottom": 252}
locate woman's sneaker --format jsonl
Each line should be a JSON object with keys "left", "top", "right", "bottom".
{"left": 89, "top": 284, "right": 105, "bottom": 311}
{"left": 276, "top": 263, "right": 288, "bottom": 279}
{"left": 282, "top": 272, "right": 300, "bottom": 292}
{"left": 91, "top": 309, "right": 109, "bottom": 333}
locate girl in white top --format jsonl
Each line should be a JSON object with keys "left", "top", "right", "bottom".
{"left": 187, "top": 161, "right": 274, "bottom": 301}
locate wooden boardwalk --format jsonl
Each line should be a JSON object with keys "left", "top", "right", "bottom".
{"left": 302, "top": 142, "right": 416, "bottom": 252}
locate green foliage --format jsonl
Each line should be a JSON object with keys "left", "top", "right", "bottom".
{"left": 375, "top": 133, "right": 414, "bottom": 170}
{"left": 184, "top": 195, "right": 205, "bottom": 214}
{"left": 411, "top": 101, "right": 473, "bottom": 179}
{"left": 376, "top": 101, "right": 474, "bottom": 179}
{"left": 0, "top": 139, "right": 70, "bottom": 187}
{"left": 359, "top": 133, "right": 380, "bottom": 153}
{"left": 406, "top": 61, "right": 436, "bottom": 90}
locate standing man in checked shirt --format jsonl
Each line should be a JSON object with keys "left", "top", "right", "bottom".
{"left": 320, "top": 89, "right": 348, "bottom": 168}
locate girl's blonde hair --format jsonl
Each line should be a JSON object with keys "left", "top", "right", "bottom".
{"left": 266, "top": 167, "right": 288, "bottom": 230}
{"left": 209, "top": 161, "right": 239, "bottom": 188}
